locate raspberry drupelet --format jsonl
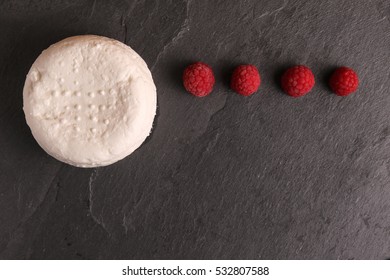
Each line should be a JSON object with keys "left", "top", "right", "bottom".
{"left": 329, "top": 66, "right": 359, "bottom": 96}
{"left": 182, "top": 62, "right": 215, "bottom": 97}
{"left": 230, "top": 65, "right": 261, "bottom": 96}
{"left": 281, "top": 65, "right": 315, "bottom": 97}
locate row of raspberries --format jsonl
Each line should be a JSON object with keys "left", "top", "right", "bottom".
{"left": 182, "top": 62, "right": 359, "bottom": 97}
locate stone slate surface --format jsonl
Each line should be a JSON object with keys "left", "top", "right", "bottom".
{"left": 0, "top": 0, "right": 389, "bottom": 259}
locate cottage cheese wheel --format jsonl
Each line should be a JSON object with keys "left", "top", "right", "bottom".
{"left": 23, "top": 35, "right": 157, "bottom": 167}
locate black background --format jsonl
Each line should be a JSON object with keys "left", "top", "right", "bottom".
{"left": 0, "top": 0, "right": 389, "bottom": 259}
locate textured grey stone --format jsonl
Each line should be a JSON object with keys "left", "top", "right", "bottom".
{"left": 0, "top": 0, "right": 389, "bottom": 259}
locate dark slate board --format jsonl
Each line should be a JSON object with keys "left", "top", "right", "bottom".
{"left": 0, "top": 0, "right": 389, "bottom": 259}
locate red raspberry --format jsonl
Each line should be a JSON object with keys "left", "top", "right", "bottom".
{"left": 329, "top": 67, "right": 359, "bottom": 96}
{"left": 281, "top": 65, "right": 315, "bottom": 97}
{"left": 230, "top": 65, "right": 261, "bottom": 96}
{"left": 182, "top": 62, "right": 215, "bottom": 97}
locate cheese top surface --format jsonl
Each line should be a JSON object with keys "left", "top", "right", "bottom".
{"left": 23, "top": 35, "right": 157, "bottom": 167}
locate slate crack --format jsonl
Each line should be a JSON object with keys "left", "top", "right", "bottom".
{"left": 122, "top": 214, "right": 128, "bottom": 234}
{"left": 272, "top": 0, "right": 288, "bottom": 16}
{"left": 122, "top": 213, "right": 136, "bottom": 235}
{"left": 2, "top": 165, "right": 63, "bottom": 253}
{"left": 121, "top": 193, "right": 145, "bottom": 234}
{"left": 89, "top": 0, "right": 97, "bottom": 18}
{"left": 121, "top": 14, "right": 128, "bottom": 44}
{"left": 120, "top": 0, "right": 139, "bottom": 44}
{"left": 17, "top": 185, "right": 21, "bottom": 213}
{"left": 196, "top": 96, "right": 228, "bottom": 139}
{"left": 18, "top": 166, "right": 62, "bottom": 224}
{"left": 88, "top": 169, "right": 110, "bottom": 236}
{"left": 371, "top": 0, "right": 390, "bottom": 25}
{"left": 256, "top": 0, "right": 288, "bottom": 21}
{"left": 151, "top": 0, "right": 193, "bottom": 71}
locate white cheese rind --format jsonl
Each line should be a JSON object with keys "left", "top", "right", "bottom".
{"left": 23, "top": 35, "right": 157, "bottom": 167}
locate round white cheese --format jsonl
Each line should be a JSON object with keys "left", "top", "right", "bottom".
{"left": 23, "top": 35, "right": 157, "bottom": 167}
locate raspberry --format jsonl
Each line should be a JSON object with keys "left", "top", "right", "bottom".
{"left": 329, "top": 67, "right": 359, "bottom": 96}
{"left": 182, "top": 62, "right": 215, "bottom": 97}
{"left": 230, "top": 65, "right": 261, "bottom": 96}
{"left": 281, "top": 65, "right": 315, "bottom": 97}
